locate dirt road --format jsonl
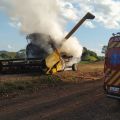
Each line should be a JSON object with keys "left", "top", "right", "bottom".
{"left": 0, "top": 80, "right": 119, "bottom": 120}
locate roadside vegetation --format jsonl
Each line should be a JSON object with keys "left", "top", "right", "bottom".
{"left": 0, "top": 48, "right": 104, "bottom": 62}
{"left": 81, "top": 47, "right": 104, "bottom": 62}
{"left": 0, "top": 75, "right": 63, "bottom": 97}
{"left": 0, "top": 49, "right": 26, "bottom": 60}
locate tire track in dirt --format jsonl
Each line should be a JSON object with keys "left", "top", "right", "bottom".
{"left": 23, "top": 89, "right": 103, "bottom": 120}
{"left": 0, "top": 80, "right": 102, "bottom": 120}
{"left": 0, "top": 80, "right": 101, "bottom": 108}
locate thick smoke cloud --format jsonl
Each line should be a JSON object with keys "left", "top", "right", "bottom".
{"left": 0, "top": 0, "right": 64, "bottom": 40}
{"left": 0, "top": 0, "right": 84, "bottom": 58}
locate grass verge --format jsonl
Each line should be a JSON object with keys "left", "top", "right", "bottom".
{"left": 0, "top": 75, "right": 63, "bottom": 96}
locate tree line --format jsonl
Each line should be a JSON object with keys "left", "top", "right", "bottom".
{"left": 0, "top": 48, "right": 104, "bottom": 62}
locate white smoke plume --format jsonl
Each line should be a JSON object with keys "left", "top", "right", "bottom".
{"left": 0, "top": 0, "right": 83, "bottom": 59}
{"left": 1, "top": 0, "right": 64, "bottom": 39}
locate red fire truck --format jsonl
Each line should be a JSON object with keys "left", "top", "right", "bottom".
{"left": 104, "top": 33, "right": 120, "bottom": 99}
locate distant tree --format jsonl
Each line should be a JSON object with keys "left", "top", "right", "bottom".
{"left": 81, "top": 47, "right": 88, "bottom": 60}
{"left": 102, "top": 45, "right": 107, "bottom": 54}
{"left": 0, "top": 53, "right": 11, "bottom": 59}
{"left": 15, "top": 49, "right": 26, "bottom": 58}
{"left": 81, "top": 47, "right": 99, "bottom": 62}
{"left": 97, "top": 56, "right": 104, "bottom": 61}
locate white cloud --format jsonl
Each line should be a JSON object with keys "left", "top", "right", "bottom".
{"left": 99, "top": 44, "right": 104, "bottom": 47}
{"left": 8, "top": 44, "right": 13, "bottom": 49}
{"left": 8, "top": 22, "right": 16, "bottom": 28}
{"left": 85, "top": 21, "right": 95, "bottom": 28}
{"left": 1, "top": 0, "right": 120, "bottom": 30}
{"left": 59, "top": 0, "right": 120, "bottom": 29}
{"left": 89, "top": 48, "right": 102, "bottom": 55}
{"left": 9, "top": 22, "right": 21, "bottom": 28}
{"left": 60, "top": 1, "right": 78, "bottom": 21}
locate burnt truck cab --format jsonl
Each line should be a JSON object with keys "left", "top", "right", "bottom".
{"left": 104, "top": 33, "right": 120, "bottom": 99}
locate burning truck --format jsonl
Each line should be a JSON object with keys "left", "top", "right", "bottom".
{"left": 0, "top": 12, "right": 95, "bottom": 74}
{"left": 26, "top": 33, "right": 80, "bottom": 72}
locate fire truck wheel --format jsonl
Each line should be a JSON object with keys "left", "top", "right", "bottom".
{"left": 72, "top": 63, "right": 78, "bottom": 71}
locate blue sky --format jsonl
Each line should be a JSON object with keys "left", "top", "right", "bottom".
{"left": 66, "top": 21, "right": 119, "bottom": 55}
{"left": 0, "top": 0, "right": 120, "bottom": 56}
{"left": 0, "top": 11, "right": 27, "bottom": 52}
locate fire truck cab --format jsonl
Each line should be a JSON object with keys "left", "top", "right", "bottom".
{"left": 104, "top": 33, "right": 120, "bottom": 99}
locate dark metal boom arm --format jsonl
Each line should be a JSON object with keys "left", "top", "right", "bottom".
{"left": 64, "top": 12, "right": 95, "bottom": 40}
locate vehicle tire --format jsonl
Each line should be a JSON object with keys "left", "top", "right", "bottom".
{"left": 72, "top": 63, "right": 78, "bottom": 71}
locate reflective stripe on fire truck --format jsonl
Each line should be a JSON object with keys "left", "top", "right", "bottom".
{"left": 105, "top": 40, "right": 120, "bottom": 86}
{"left": 108, "top": 42, "right": 118, "bottom": 49}
{"left": 108, "top": 41, "right": 120, "bottom": 49}
{"left": 116, "top": 42, "right": 120, "bottom": 47}
{"left": 114, "top": 79, "right": 120, "bottom": 86}
{"left": 105, "top": 70, "right": 116, "bottom": 85}
{"left": 105, "top": 69, "right": 120, "bottom": 86}
{"left": 104, "top": 68, "right": 111, "bottom": 82}
{"left": 108, "top": 71, "right": 120, "bottom": 85}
